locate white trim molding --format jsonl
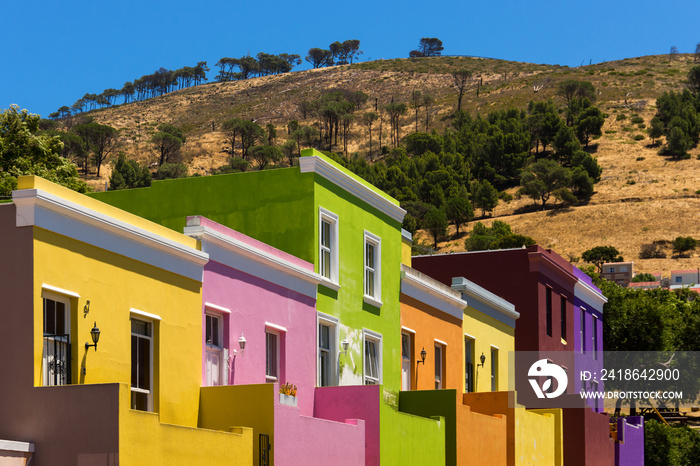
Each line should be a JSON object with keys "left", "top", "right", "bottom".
{"left": 300, "top": 155, "right": 406, "bottom": 223}
{"left": 13, "top": 188, "right": 207, "bottom": 282}
{"left": 204, "top": 302, "right": 232, "bottom": 314}
{"left": 451, "top": 277, "right": 519, "bottom": 328}
{"left": 41, "top": 284, "right": 81, "bottom": 299}
{"left": 401, "top": 264, "right": 466, "bottom": 321}
{"left": 434, "top": 338, "right": 448, "bottom": 347}
{"left": 130, "top": 308, "right": 162, "bottom": 321}
{"left": 185, "top": 220, "right": 323, "bottom": 300}
{"left": 265, "top": 322, "right": 288, "bottom": 333}
{"left": 574, "top": 279, "right": 608, "bottom": 312}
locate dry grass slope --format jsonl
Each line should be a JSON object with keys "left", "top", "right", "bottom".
{"left": 80, "top": 53, "right": 700, "bottom": 278}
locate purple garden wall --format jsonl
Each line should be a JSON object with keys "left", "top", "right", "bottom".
{"left": 615, "top": 416, "right": 644, "bottom": 466}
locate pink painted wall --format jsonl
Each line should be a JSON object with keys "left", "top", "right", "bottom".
{"left": 314, "top": 385, "right": 381, "bottom": 466}
{"left": 196, "top": 217, "right": 318, "bottom": 417}
{"left": 274, "top": 403, "right": 365, "bottom": 465}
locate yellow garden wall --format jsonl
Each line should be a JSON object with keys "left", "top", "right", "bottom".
{"left": 119, "top": 385, "right": 253, "bottom": 465}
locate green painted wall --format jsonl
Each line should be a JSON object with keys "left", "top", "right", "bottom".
{"left": 91, "top": 167, "right": 316, "bottom": 263}
{"left": 399, "top": 390, "right": 457, "bottom": 465}
{"left": 380, "top": 398, "right": 446, "bottom": 465}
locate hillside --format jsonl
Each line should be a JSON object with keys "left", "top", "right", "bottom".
{"left": 75, "top": 53, "right": 700, "bottom": 278}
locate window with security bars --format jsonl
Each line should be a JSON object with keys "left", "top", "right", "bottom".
{"left": 43, "top": 296, "right": 71, "bottom": 386}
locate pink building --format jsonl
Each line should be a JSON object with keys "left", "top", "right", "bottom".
{"left": 184, "top": 216, "right": 365, "bottom": 466}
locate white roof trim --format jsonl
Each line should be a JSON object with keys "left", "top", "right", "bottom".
{"left": 265, "top": 322, "right": 288, "bottom": 333}
{"left": 130, "top": 308, "right": 162, "bottom": 321}
{"left": 0, "top": 439, "right": 34, "bottom": 453}
{"left": 299, "top": 155, "right": 406, "bottom": 223}
{"left": 451, "top": 277, "right": 519, "bottom": 320}
{"left": 42, "top": 284, "right": 81, "bottom": 299}
{"left": 13, "top": 188, "right": 207, "bottom": 281}
{"left": 185, "top": 224, "right": 323, "bottom": 287}
{"left": 574, "top": 279, "right": 608, "bottom": 311}
{"left": 205, "top": 302, "right": 232, "bottom": 314}
{"left": 401, "top": 265, "right": 466, "bottom": 321}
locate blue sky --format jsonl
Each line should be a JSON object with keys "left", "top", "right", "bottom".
{"left": 3, "top": 0, "right": 698, "bottom": 118}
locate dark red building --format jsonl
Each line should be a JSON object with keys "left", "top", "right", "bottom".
{"left": 413, "top": 246, "right": 577, "bottom": 352}
{"left": 413, "top": 246, "right": 616, "bottom": 466}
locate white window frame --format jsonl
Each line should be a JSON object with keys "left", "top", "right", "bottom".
{"left": 42, "top": 291, "right": 72, "bottom": 387}
{"left": 401, "top": 331, "right": 412, "bottom": 391}
{"left": 319, "top": 208, "right": 339, "bottom": 289}
{"left": 592, "top": 315, "right": 599, "bottom": 360}
{"left": 266, "top": 329, "right": 280, "bottom": 383}
{"left": 580, "top": 307, "right": 586, "bottom": 354}
{"left": 490, "top": 346, "right": 499, "bottom": 391}
{"left": 317, "top": 313, "right": 339, "bottom": 387}
{"left": 363, "top": 231, "right": 382, "bottom": 307}
{"left": 204, "top": 311, "right": 226, "bottom": 386}
{"left": 363, "top": 329, "right": 382, "bottom": 385}
{"left": 131, "top": 316, "right": 154, "bottom": 412}
{"left": 434, "top": 342, "right": 445, "bottom": 389}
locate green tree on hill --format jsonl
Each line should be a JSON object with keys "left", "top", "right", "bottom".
{"left": 581, "top": 246, "right": 623, "bottom": 273}
{"left": 0, "top": 105, "right": 88, "bottom": 196}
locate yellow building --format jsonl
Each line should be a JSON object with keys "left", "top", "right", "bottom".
{"left": 0, "top": 176, "right": 252, "bottom": 465}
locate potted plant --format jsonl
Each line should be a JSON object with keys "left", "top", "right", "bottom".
{"left": 279, "top": 382, "right": 298, "bottom": 407}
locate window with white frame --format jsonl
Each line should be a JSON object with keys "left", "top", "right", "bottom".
{"left": 266, "top": 330, "right": 279, "bottom": 382}
{"left": 318, "top": 314, "right": 338, "bottom": 387}
{"left": 435, "top": 344, "right": 444, "bottom": 389}
{"left": 42, "top": 293, "right": 71, "bottom": 386}
{"left": 131, "top": 318, "right": 154, "bottom": 412}
{"left": 606, "top": 267, "right": 615, "bottom": 274}
{"left": 364, "top": 231, "right": 381, "bottom": 304}
{"left": 464, "top": 337, "right": 474, "bottom": 393}
{"left": 401, "top": 332, "right": 412, "bottom": 391}
{"left": 364, "top": 330, "right": 382, "bottom": 385}
{"left": 580, "top": 308, "right": 586, "bottom": 354}
{"left": 675, "top": 276, "right": 683, "bottom": 283}
{"left": 319, "top": 208, "right": 339, "bottom": 284}
{"left": 491, "top": 347, "right": 499, "bottom": 391}
{"left": 592, "top": 315, "right": 599, "bottom": 360}
{"left": 205, "top": 312, "right": 226, "bottom": 386}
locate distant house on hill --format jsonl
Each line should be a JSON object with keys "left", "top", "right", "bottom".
{"left": 600, "top": 262, "right": 634, "bottom": 286}
{"left": 671, "top": 269, "right": 700, "bottom": 287}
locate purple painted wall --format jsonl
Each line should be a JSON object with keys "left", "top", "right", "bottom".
{"left": 615, "top": 416, "right": 644, "bottom": 466}
{"left": 573, "top": 267, "right": 605, "bottom": 413}
{"left": 314, "top": 385, "right": 381, "bottom": 466}
{"left": 195, "top": 217, "right": 319, "bottom": 417}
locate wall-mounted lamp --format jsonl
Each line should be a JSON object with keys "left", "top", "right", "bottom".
{"left": 85, "top": 322, "right": 100, "bottom": 351}
{"left": 341, "top": 338, "right": 350, "bottom": 356}
{"left": 231, "top": 334, "right": 247, "bottom": 357}
{"left": 418, "top": 347, "right": 427, "bottom": 365}
{"left": 83, "top": 300, "right": 91, "bottom": 317}
{"left": 478, "top": 352, "right": 486, "bottom": 368}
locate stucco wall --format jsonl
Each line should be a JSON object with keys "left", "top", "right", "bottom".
{"left": 400, "top": 295, "right": 463, "bottom": 391}
{"left": 464, "top": 391, "right": 562, "bottom": 466}
{"left": 561, "top": 407, "right": 615, "bottom": 466}
{"left": 615, "top": 416, "right": 644, "bottom": 466}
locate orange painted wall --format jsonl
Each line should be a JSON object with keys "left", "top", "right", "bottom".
{"left": 456, "top": 398, "right": 508, "bottom": 465}
{"left": 400, "top": 294, "right": 463, "bottom": 391}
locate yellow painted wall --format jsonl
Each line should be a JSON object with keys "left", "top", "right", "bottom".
{"left": 463, "top": 307, "right": 515, "bottom": 393}
{"left": 33, "top": 227, "right": 203, "bottom": 427}
{"left": 529, "top": 409, "right": 563, "bottom": 466}
{"left": 199, "top": 384, "right": 275, "bottom": 466}
{"left": 118, "top": 384, "right": 253, "bottom": 466}
{"left": 401, "top": 235, "right": 412, "bottom": 266}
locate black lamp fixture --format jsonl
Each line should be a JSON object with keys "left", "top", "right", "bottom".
{"left": 85, "top": 322, "right": 101, "bottom": 351}
{"left": 418, "top": 347, "right": 427, "bottom": 365}
{"left": 478, "top": 352, "right": 486, "bottom": 367}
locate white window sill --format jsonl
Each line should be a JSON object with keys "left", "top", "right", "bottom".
{"left": 363, "top": 295, "right": 383, "bottom": 308}
{"left": 319, "top": 278, "right": 341, "bottom": 291}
